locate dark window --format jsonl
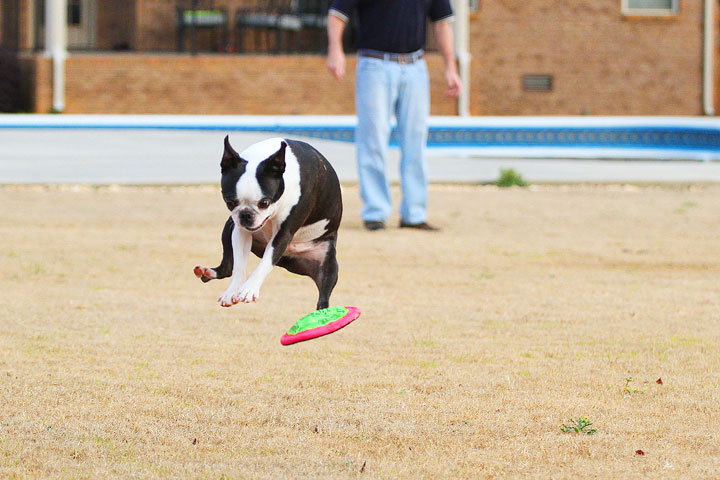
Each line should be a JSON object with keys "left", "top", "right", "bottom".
{"left": 523, "top": 74, "right": 553, "bottom": 92}
{"left": 623, "top": 0, "right": 677, "bottom": 14}
{"left": 68, "top": 0, "right": 81, "bottom": 25}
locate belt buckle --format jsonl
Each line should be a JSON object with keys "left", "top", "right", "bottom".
{"left": 397, "top": 55, "right": 410, "bottom": 64}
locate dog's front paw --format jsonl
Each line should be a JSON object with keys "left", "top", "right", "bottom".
{"left": 235, "top": 279, "right": 262, "bottom": 303}
{"left": 218, "top": 284, "right": 241, "bottom": 307}
{"left": 194, "top": 265, "right": 217, "bottom": 283}
{"left": 218, "top": 280, "right": 249, "bottom": 307}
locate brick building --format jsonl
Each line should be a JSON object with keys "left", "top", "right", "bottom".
{"left": 1, "top": 0, "right": 718, "bottom": 116}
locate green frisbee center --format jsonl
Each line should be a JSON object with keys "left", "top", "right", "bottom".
{"left": 288, "top": 306, "right": 349, "bottom": 335}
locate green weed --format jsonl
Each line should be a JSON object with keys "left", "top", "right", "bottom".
{"left": 561, "top": 417, "right": 597, "bottom": 435}
{"left": 495, "top": 168, "right": 528, "bottom": 187}
{"left": 623, "top": 377, "right": 643, "bottom": 396}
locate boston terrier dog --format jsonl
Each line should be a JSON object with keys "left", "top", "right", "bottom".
{"left": 193, "top": 136, "right": 342, "bottom": 310}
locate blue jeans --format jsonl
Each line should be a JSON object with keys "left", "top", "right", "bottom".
{"left": 355, "top": 52, "right": 430, "bottom": 224}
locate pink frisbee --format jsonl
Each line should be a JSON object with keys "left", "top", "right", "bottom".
{"left": 280, "top": 306, "right": 361, "bottom": 345}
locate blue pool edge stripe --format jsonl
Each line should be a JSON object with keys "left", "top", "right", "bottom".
{"left": 2, "top": 114, "right": 719, "bottom": 161}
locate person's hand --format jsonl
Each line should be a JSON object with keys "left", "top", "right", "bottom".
{"left": 327, "top": 49, "right": 346, "bottom": 81}
{"left": 445, "top": 68, "right": 462, "bottom": 98}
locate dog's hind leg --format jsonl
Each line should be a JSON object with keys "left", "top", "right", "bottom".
{"left": 194, "top": 216, "right": 234, "bottom": 282}
{"left": 312, "top": 240, "right": 338, "bottom": 310}
{"left": 277, "top": 239, "right": 339, "bottom": 310}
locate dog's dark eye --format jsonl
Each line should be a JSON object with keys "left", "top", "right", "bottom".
{"left": 258, "top": 198, "right": 271, "bottom": 209}
{"left": 225, "top": 199, "right": 238, "bottom": 210}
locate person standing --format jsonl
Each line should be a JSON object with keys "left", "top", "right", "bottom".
{"left": 326, "top": 0, "right": 462, "bottom": 231}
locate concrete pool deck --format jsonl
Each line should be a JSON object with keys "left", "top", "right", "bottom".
{"left": 2, "top": 116, "right": 720, "bottom": 184}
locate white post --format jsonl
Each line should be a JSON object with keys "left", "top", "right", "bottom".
{"left": 453, "top": 0, "right": 471, "bottom": 116}
{"left": 703, "top": 0, "right": 715, "bottom": 116}
{"left": 44, "top": 0, "right": 68, "bottom": 113}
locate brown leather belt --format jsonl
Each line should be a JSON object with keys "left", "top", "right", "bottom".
{"left": 358, "top": 50, "right": 424, "bottom": 64}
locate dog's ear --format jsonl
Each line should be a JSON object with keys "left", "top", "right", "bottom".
{"left": 264, "top": 141, "right": 287, "bottom": 177}
{"left": 221, "top": 135, "right": 244, "bottom": 172}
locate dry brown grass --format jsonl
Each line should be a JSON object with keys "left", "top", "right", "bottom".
{"left": 1, "top": 183, "right": 719, "bottom": 479}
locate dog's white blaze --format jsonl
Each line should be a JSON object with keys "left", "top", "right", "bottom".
{"left": 234, "top": 137, "right": 301, "bottom": 228}
{"left": 235, "top": 170, "right": 263, "bottom": 207}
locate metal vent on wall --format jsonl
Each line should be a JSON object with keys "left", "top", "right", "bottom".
{"left": 523, "top": 74, "right": 553, "bottom": 92}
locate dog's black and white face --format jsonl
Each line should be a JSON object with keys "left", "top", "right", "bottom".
{"left": 220, "top": 136, "right": 287, "bottom": 232}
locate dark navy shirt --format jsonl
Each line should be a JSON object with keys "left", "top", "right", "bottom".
{"left": 330, "top": 0, "right": 454, "bottom": 54}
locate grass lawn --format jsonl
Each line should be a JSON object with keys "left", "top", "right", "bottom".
{"left": 1, "top": 183, "right": 719, "bottom": 479}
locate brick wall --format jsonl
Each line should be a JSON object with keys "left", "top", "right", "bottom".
{"left": 18, "top": 0, "right": 713, "bottom": 116}
{"left": 59, "top": 54, "right": 355, "bottom": 114}
{"left": 29, "top": 53, "right": 458, "bottom": 115}
{"left": 19, "top": 0, "right": 32, "bottom": 50}
{"left": 470, "top": 0, "right": 706, "bottom": 115}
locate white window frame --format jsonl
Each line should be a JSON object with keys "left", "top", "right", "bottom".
{"left": 622, "top": 0, "right": 679, "bottom": 16}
